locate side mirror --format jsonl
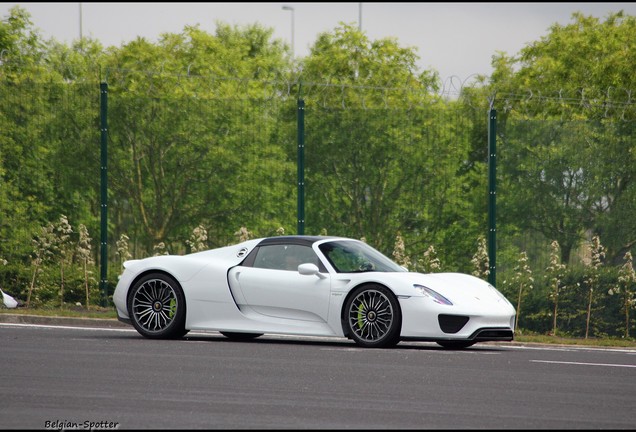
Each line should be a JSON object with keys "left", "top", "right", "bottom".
{"left": 298, "top": 263, "right": 327, "bottom": 279}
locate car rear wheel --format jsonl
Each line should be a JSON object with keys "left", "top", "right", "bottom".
{"left": 344, "top": 285, "right": 401, "bottom": 348}
{"left": 128, "top": 273, "right": 188, "bottom": 339}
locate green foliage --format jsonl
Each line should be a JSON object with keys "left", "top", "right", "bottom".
{"left": 583, "top": 235, "right": 606, "bottom": 338}
{"left": 610, "top": 252, "right": 636, "bottom": 337}
{"left": 546, "top": 240, "right": 567, "bottom": 335}
{"left": 415, "top": 245, "right": 442, "bottom": 273}
{"left": 0, "top": 5, "right": 49, "bottom": 79}
{"left": 471, "top": 237, "right": 490, "bottom": 280}
{"left": 301, "top": 22, "right": 438, "bottom": 103}
{"left": 115, "top": 234, "right": 132, "bottom": 267}
{"left": 185, "top": 225, "right": 208, "bottom": 253}
{"left": 77, "top": 223, "right": 94, "bottom": 307}
{"left": 514, "top": 12, "right": 636, "bottom": 116}
{"left": 392, "top": 233, "right": 411, "bottom": 269}
{"left": 484, "top": 11, "right": 636, "bottom": 270}
{"left": 100, "top": 23, "right": 296, "bottom": 253}
{"left": 0, "top": 6, "right": 635, "bottom": 341}
{"left": 508, "top": 251, "right": 534, "bottom": 332}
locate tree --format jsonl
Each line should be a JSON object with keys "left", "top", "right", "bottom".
{"left": 76, "top": 224, "right": 94, "bottom": 308}
{"left": 510, "top": 251, "right": 534, "bottom": 333}
{"left": 0, "top": 5, "right": 49, "bottom": 78}
{"left": 0, "top": 7, "right": 105, "bottom": 270}
{"left": 609, "top": 251, "right": 636, "bottom": 338}
{"left": 103, "top": 24, "right": 294, "bottom": 252}
{"left": 498, "top": 120, "right": 598, "bottom": 264}
{"left": 417, "top": 245, "right": 442, "bottom": 273}
{"left": 584, "top": 235, "right": 606, "bottom": 339}
{"left": 116, "top": 234, "right": 133, "bottom": 263}
{"left": 471, "top": 236, "right": 490, "bottom": 280}
{"left": 299, "top": 23, "right": 480, "bottom": 261}
{"left": 28, "top": 222, "right": 56, "bottom": 307}
{"left": 392, "top": 232, "right": 411, "bottom": 269}
{"left": 301, "top": 22, "right": 439, "bottom": 101}
{"left": 186, "top": 224, "right": 208, "bottom": 253}
{"left": 509, "top": 12, "right": 636, "bottom": 111}
{"left": 53, "top": 215, "right": 73, "bottom": 307}
{"left": 234, "top": 226, "right": 253, "bottom": 243}
{"left": 485, "top": 11, "right": 636, "bottom": 264}
{"left": 546, "top": 240, "right": 567, "bottom": 335}
{"left": 0, "top": 7, "right": 58, "bottom": 262}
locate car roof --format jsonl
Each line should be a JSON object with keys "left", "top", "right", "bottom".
{"left": 257, "top": 235, "right": 341, "bottom": 247}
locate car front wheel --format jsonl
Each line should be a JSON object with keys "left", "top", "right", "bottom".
{"left": 128, "top": 273, "right": 188, "bottom": 339}
{"left": 344, "top": 285, "right": 401, "bottom": 348}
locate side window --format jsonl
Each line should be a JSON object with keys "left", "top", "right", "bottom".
{"left": 321, "top": 243, "right": 363, "bottom": 272}
{"left": 253, "top": 244, "right": 319, "bottom": 271}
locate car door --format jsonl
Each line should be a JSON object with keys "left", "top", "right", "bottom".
{"left": 229, "top": 244, "right": 331, "bottom": 322}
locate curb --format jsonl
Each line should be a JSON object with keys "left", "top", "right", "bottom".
{"left": 0, "top": 313, "right": 129, "bottom": 328}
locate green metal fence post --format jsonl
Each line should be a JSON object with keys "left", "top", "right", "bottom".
{"left": 297, "top": 98, "right": 305, "bottom": 235}
{"left": 100, "top": 82, "right": 109, "bottom": 306}
{"left": 487, "top": 107, "right": 497, "bottom": 287}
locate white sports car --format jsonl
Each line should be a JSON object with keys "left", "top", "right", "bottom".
{"left": 113, "top": 236, "right": 516, "bottom": 348}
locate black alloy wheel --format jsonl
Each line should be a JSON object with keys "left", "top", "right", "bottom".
{"left": 344, "top": 284, "right": 401, "bottom": 348}
{"left": 128, "top": 273, "right": 188, "bottom": 339}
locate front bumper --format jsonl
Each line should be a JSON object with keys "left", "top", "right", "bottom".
{"left": 398, "top": 296, "right": 516, "bottom": 342}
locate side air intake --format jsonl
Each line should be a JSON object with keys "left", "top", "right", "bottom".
{"left": 438, "top": 314, "right": 469, "bottom": 334}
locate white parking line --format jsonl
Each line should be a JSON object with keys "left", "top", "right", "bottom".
{"left": 503, "top": 344, "right": 636, "bottom": 354}
{"left": 0, "top": 322, "right": 135, "bottom": 332}
{"left": 531, "top": 360, "right": 636, "bottom": 368}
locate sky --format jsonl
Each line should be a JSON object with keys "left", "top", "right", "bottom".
{"left": 2, "top": 2, "right": 636, "bottom": 85}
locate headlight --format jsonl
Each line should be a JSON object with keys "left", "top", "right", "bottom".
{"left": 414, "top": 284, "right": 453, "bottom": 305}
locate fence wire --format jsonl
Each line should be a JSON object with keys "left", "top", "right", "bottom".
{"left": 1, "top": 76, "right": 634, "bottom": 337}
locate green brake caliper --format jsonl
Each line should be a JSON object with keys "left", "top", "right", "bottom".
{"left": 357, "top": 303, "right": 365, "bottom": 329}
{"left": 169, "top": 298, "right": 177, "bottom": 319}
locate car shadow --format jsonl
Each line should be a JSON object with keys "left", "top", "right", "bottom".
{"left": 174, "top": 333, "right": 510, "bottom": 352}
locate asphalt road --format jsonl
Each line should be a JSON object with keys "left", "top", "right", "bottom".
{"left": 1, "top": 323, "right": 635, "bottom": 429}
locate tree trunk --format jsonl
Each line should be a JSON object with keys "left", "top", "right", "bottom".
{"left": 27, "top": 263, "right": 39, "bottom": 308}
{"left": 516, "top": 284, "right": 523, "bottom": 333}
{"left": 553, "top": 295, "right": 558, "bottom": 336}
{"left": 60, "top": 263, "right": 65, "bottom": 308}
{"left": 585, "top": 288, "right": 592, "bottom": 339}
{"left": 626, "top": 297, "right": 630, "bottom": 339}
{"left": 84, "top": 260, "right": 90, "bottom": 309}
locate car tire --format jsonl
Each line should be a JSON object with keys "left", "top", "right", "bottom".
{"left": 127, "top": 272, "right": 188, "bottom": 339}
{"left": 343, "top": 284, "right": 401, "bottom": 348}
{"left": 436, "top": 340, "right": 476, "bottom": 349}
{"left": 220, "top": 332, "right": 263, "bottom": 340}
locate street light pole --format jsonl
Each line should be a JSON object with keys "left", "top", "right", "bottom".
{"left": 282, "top": 5, "right": 295, "bottom": 59}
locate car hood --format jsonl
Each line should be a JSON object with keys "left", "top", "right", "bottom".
{"left": 385, "top": 272, "right": 512, "bottom": 307}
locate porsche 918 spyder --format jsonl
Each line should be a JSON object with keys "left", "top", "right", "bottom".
{"left": 113, "top": 236, "right": 516, "bottom": 348}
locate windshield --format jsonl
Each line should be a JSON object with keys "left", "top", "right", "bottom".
{"left": 318, "top": 240, "right": 407, "bottom": 273}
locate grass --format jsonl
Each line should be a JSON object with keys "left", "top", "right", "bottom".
{"left": 2, "top": 306, "right": 636, "bottom": 348}
{"left": 0, "top": 305, "right": 118, "bottom": 319}
{"left": 513, "top": 333, "right": 636, "bottom": 348}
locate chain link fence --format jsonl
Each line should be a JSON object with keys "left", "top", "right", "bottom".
{"left": 1, "top": 76, "right": 634, "bottom": 336}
